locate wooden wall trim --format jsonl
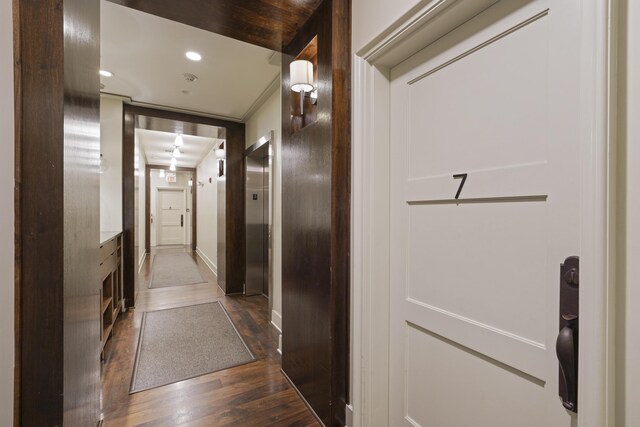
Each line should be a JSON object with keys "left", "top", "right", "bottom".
{"left": 15, "top": 0, "right": 65, "bottom": 423}
{"left": 122, "top": 106, "right": 136, "bottom": 308}
{"left": 330, "top": 0, "right": 351, "bottom": 423}
{"left": 12, "top": 0, "right": 22, "bottom": 423}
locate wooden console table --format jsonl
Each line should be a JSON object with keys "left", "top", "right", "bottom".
{"left": 100, "top": 231, "right": 123, "bottom": 354}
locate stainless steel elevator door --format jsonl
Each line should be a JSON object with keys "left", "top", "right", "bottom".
{"left": 245, "top": 143, "right": 270, "bottom": 297}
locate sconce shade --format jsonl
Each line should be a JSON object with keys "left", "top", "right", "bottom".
{"left": 215, "top": 148, "right": 225, "bottom": 160}
{"left": 290, "top": 59, "right": 314, "bottom": 93}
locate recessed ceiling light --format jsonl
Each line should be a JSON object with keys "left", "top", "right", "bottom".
{"left": 185, "top": 51, "right": 202, "bottom": 61}
{"left": 99, "top": 70, "right": 113, "bottom": 77}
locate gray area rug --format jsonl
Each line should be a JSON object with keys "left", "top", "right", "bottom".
{"left": 130, "top": 302, "right": 255, "bottom": 393}
{"left": 150, "top": 253, "right": 206, "bottom": 288}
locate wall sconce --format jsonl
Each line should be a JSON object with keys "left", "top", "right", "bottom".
{"left": 188, "top": 178, "right": 193, "bottom": 187}
{"left": 215, "top": 148, "right": 225, "bottom": 160}
{"left": 290, "top": 59, "right": 314, "bottom": 114}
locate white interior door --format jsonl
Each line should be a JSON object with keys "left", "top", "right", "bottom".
{"left": 157, "top": 189, "right": 185, "bottom": 246}
{"left": 390, "top": 1, "right": 582, "bottom": 425}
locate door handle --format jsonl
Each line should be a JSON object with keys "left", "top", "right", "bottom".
{"left": 181, "top": 214, "right": 184, "bottom": 227}
{"left": 556, "top": 256, "right": 579, "bottom": 413}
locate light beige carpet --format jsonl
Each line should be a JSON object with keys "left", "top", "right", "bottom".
{"left": 130, "top": 302, "right": 255, "bottom": 393}
{"left": 149, "top": 253, "right": 207, "bottom": 288}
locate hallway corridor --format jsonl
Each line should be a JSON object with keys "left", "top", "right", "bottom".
{"left": 101, "top": 246, "right": 318, "bottom": 426}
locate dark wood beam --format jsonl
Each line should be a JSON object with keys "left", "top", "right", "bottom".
{"left": 106, "top": 0, "right": 323, "bottom": 51}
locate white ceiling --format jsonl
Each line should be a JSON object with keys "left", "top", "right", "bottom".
{"left": 137, "top": 129, "right": 222, "bottom": 168}
{"left": 100, "top": 0, "right": 281, "bottom": 120}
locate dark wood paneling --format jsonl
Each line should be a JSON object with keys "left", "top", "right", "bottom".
{"left": 122, "top": 105, "right": 245, "bottom": 298}
{"left": 329, "top": 0, "right": 351, "bottom": 422}
{"left": 122, "top": 106, "right": 136, "bottom": 308}
{"left": 106, "top": 0, "right": 323, "bottom": 51}
{"left": 15, "top": 0, "right": 64, "bottom": 422}
{"left": 62, "top": 0, "right": 102, "bottom": 423}
{"left": 15, "top": 0, "right": 101, "bottom": 424}
{"left": 281, "top": 0, "right": 350, "bottom": 425}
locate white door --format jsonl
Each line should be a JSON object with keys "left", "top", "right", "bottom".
{"left": 157, "top": 189, "right": 185, "bottom": 246}
{"left": 390, "top": 1, "right": 581, "bottom": 425}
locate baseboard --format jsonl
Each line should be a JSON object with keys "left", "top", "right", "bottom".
{"left": 195, "top": 247, "right": 217, "bottom": 276}
{"left": 277, "top": 334, "right": 282, "bottom": 355}
{"left": 271, "top": 310, "right": 282, "bottom": 332}
{"left": 346, "top": 404, "right": 353, "bottom": 427}
{"left": 137, "top": 251, "right": 147, "bottom": 273}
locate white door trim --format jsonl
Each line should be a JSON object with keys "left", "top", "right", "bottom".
{"left": 350, "top": 1, "right": 615, "bottom": 426}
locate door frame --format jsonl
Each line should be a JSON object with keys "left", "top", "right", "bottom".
{"left": 350, "top": 1, "right": 616, "bottom": 426}
{"left": 155, "top": 186, "right": 188, "bottom": 246}
{"left": 244, "top": 131, "right": 274, "bottom": 311}
{"left": 147, "top": 166, "right": 196, "bottom": 250}
{"left": 123, "top": 104, "right": 247, "bottom": 306}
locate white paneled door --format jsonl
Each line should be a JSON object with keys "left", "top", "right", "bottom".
{"left": 157, "top": 188, "right": 186, "bottom": 246}
{"left": 390, "top": 1, "right": 581, "bottom": 425}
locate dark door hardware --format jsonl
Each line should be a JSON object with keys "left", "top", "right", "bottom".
{"left": 453, "top": 173, "right": 467, "bottom": 199}
{"left": 557, "top": 256, "right": 579, "bottom": 413}
{"left": 180, "top": 214, "right": 184, "bottom": 227}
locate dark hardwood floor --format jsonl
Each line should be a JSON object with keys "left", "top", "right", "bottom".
{"left": 101, "top": 246, "right": 319, "bottom": 426}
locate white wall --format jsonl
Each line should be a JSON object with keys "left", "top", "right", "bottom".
{"left": 149, "top": 169, "right": 193, "bottom": 247}
{"left": 137, "top": 143, "right": 146, "bottom": 268}
{"left": 196, "top": 149, "right": 219, "bottom": 274}
{"left": 100, "top": 94, "right": 123, "bottom": 232}
{"left": 245, "top": 85, "right": 283, "bottom": 331}
{"left": 616, "top": 1, "right": 640, "bottom": 425}
{"left": 1, "top": 0, "right": 14, "bottom": 424}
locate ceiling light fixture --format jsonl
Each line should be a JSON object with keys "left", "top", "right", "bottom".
{"left": 99, "top": 70, "right": 113, "bottom": 77}
{"left": 175, "top": 135, "right": 184, "bottom": 147}
{"left": 170, "top": 157, "right": 177, "bottom": 166}
{"left": 169, "top": 164, "right": 176, "bottom": 172}
{"left": 172, "top": 147, "right": 181, "bottom": 157}
{"left": 185, "top": 51, "right": 202, "bottom": 61}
